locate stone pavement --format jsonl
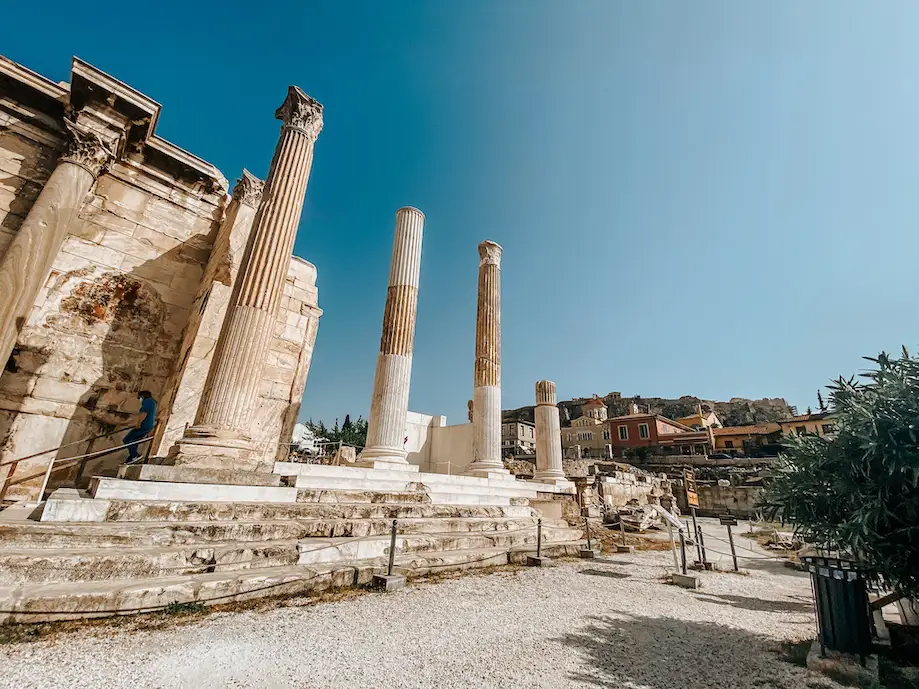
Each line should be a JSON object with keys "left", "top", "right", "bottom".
{"left": 0, "top": 545, "right": 816, "bottom": 689}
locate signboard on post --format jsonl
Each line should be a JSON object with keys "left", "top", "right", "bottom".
{"left": 683, "top": 469, "right": 699, "bottom": 508}
{"left": 719, "top": 515, "right": 738, "bottom": 527}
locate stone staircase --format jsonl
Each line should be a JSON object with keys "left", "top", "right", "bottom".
{"left": 0, "top": 475, "right": 583, "bottom": 623}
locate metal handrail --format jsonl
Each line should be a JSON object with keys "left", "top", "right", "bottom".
{"left": 0, "top": 424, "right": 156, "bottom": 501}
{"left": 0, "top": 425, "right": 133, "bottom": 470}
{"left": 4, "top": 436, "right": 153, "bottom": 493}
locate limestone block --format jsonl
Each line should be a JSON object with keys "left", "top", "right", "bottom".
{"left": 99, "top": 229, "right": 162, "bottom": 263}
{"left": 31, "top": 377, "right": 89, "bottom": 404}
{"left": 60, "top": 236, "right": 124, "bottom": 270}
{"left": 77, "top": 202, "right": 138, "bottom": 236}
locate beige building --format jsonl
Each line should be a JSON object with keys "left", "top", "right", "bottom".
{"left": 0, "top": 56, "right": 320, "bottom": 498}
{"left": 501, "top": 420, "right": 536, "bottom": 456}
{"left": 778, "top": 412, "right": 837, "bottom": 438}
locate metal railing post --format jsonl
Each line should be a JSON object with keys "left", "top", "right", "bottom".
{"left": 36, "top": 453, "right": 57, "bottom": 501}
{"left": 680, "top": 531, "right": 688, "bottom": 574}
{"left": 584, "top": 516, "right": 592, "bottom": 551}
{"left": 387, "top": 519, "right": 398, "bottom": 577}
{"left": 697, "top": 523, "right": 708, "bottom": 564}
{"left": 536, "top": 518, "right": 543, "bottom": 558}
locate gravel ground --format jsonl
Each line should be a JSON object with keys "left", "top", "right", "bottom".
{"left": 0, "top": 531, "right": 817, "bottom": 689}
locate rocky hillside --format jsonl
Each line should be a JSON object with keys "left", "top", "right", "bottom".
{"left": 503, "top": 394, "right": 793, "bottom": 428}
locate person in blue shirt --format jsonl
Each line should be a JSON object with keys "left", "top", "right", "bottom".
{"left": 124, "top": 390, "right": 157, "bottom": 465}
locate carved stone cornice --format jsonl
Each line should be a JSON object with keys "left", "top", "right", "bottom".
{"left": 59, "top": 119, "right": 115, "bottom": 179}
{"left": 275, "top": 86, "right": 324, "bottom": 141}
{"left": 478, "top": 240, "right": 503, "bottom": 267}
{"left": 232, "top": 169, "right": 264, "bottom": 208}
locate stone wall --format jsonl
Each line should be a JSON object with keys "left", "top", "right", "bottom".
{"left": 595, "top": 470, "right": 673, "bottom": 509}
{"left": 694, "top": 485, "right": 764, "bottom": 518}
{"left": 0, "top": 156, "right": 226, "bottom": 496}
{"left": 0, "top": 56, "right": 322, "bottom": 498}
{"left": 429, "top": 422, "right": 473, "bottom": 475}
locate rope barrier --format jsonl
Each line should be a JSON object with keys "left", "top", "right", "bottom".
{"left": 701, "top": 531, "right": 793, "bottom": 561}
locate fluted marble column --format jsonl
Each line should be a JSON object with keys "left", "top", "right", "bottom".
{"left": 534, "top": 380, "right": 566, "bottom": 483}
{"left": 360, "top": 207, "right": 425, "bottom": 468}
{"left": 0, "top": 119, "right": 114, "bottom": 367}
{"left": 467, "top": 241, "right": 508, "bottom": 477}
{"left": 174, "top": 86, "right": 323, "bottom": 469}
{"left": 158, "top": 170, "right": 264, "bottom": 455}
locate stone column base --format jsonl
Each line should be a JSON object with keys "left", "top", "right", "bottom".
{"left": 168, "top": 432, "right": 265, "bottom": 472}
{"left": 465, "top": 462, "right": 510, "bottom": 478}
{"left": 533, "top": 471, "right": 573, "bottom": 490}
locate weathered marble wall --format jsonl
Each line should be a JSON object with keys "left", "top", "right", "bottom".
{"left": 0, "top": 160, "right": 225, "bottom": 496}
{"left": 0, "top": 56, "right": 322, "bottom": 498}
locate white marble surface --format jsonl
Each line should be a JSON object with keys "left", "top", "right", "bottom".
{"left": 90, "top": 477, "right": 298, "bottom": 503}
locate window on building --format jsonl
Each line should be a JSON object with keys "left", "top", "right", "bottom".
{"left": 566, "top": 433, "right": 572, "bottom": 442}
{"left": 724, "top": 440, "right": 734, "bottom": 448}
{"left": 529, "top": 427, "right": 534, "bottom": 438}
{"left": 618, "top": 425, "right": 628, "bottom": 441}
{"left": 822, "top": 424, "right": 836, "bottom": 434}
{"left": 602, "top": 429, "right": 611, "bottom": 440}
{"left": 587, "top": 431, "right": 593, "bottom": 440}
{"left": 795, "top": 426, "right": 806, "bottom": 435}
{"left": 639, "top": 423, "right": 650, "bottom": 439}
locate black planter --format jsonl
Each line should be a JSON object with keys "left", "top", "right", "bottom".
{"left": 801, "top": 555, "right": 872, "bottom": 664}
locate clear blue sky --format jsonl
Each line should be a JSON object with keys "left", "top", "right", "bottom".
{"left": 3, "top": 1, "right": 918, "bottom": 423}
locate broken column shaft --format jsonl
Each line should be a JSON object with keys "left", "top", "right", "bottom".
{"left": 534, "top": 380, "right": 566, "bottom": 483}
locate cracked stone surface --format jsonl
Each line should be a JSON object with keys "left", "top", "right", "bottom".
{"left": 0, "top": 533, "right": 816, "bottom": 688}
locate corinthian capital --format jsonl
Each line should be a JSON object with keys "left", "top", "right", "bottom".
{"left": 275, "top": 86, "right": 324, "bottom": 141}
{"left": 478, "top": 240, "right": 503, "bottom": 267}
{"left": 232, "top": 169, "right": 264, "bottom": 208}
{"left": 59, "top": 119, "right": 115, "bottom": 179}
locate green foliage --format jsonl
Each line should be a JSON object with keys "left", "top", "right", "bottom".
{"left": 306, "top": 416, "right": 368, "bottom": 448}
{"left": 162, "top": 601, "right": 207, "bottom": 615}
{"left": 766, "top": 349, "right": 919, "bottom": 595}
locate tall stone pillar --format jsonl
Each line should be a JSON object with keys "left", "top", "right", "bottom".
{"left": 173, "top": 86, "right": 323, "bottom": 470}
{"left": 156, "top": 170, "right": 264, "bottom": 455}
{"left": 0, "top": 119, "right": 114, "bottom": 367}
{"left": 467, "top": 241, "right": 508, "bottom": 477}
{"left": 359, "top": 207, "right": 425, "bottom": 468}
{"left": 534, "top": 380, "right": 567, "bottom": 484}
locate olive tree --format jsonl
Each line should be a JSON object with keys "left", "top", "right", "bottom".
{"left": 767, "top": 350, "right": 919, "bottom": 596}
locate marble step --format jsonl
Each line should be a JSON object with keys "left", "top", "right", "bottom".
{"left": 276, "top": 462, "right": 519, "bottom": 487}
{"left": 117, "top": 465, "right": 282, "bottom": 487}
{"left": 0, "top": 520, "right": 580, "bottom": 585}
{"left": 295, "top": 489, "right": 431, "bottom": 504}
{"left": 90, "top": 477, "right": 298, "bottom": 503}
{"left": 0, "top": 541, "right": 586, "bottom": 624}
{"left": 0, "top": 517, "right": 560, "bottom": 549}
{"left": 45, "top": 499, "right": 535, "bottom": 524}
{"left": 0, "top": 539, "right": 302, "bottom": 585}
{"left": 292, "top": 473, "right": 540, "bottom": 499}
{"left": 297, "top": 526, "right": 583, "bottom": 565}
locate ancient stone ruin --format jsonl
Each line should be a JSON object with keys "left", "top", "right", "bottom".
{"left": 0, "top": 55, "right": 587, "bottom": 622}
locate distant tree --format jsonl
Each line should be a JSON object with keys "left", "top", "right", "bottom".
{"left": 306, "top": 416, "right": 368, "bottom": 448}
{"left": 766, "top": 350, "right": 919, "bottom": 597}
{"left": 806, "top": 406, "right": 813, "bottom": 415}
